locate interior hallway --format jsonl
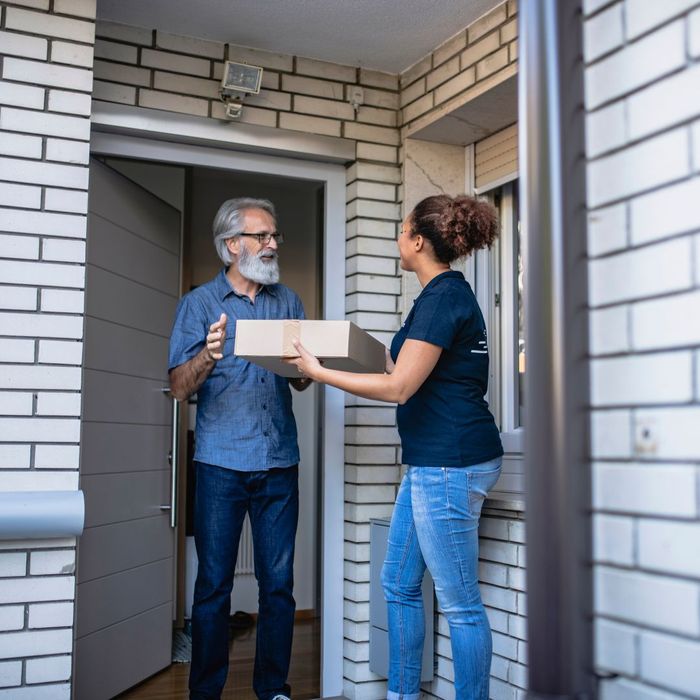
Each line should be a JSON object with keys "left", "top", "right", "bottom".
{"left": 117, "top": 618, "right": 320, "bottom": 700}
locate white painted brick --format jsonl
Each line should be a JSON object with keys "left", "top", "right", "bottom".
{"left": 0, "top": 606, "right": 24, "bottom": 633}
{"left": 246, "top": 89, "right": 291, "bottom": 111}
{"left": 355, "top": 142, "right": 398, "bottom": 163}
{"left": 0, "top": 81, "right": 44, "bottom": 110}
{"left": 50, "top": 40, "right": 94, "bottom": 68}
{"left": 632, "top": 290, "right": 700, "bottom": 350}
{"left": 587, "top": 128, "right": 689, "bottom": 207}
{"left": 481, "top": 582, "right": 518, "bottom": 613}
{"left": 296, "top": 56, "right": 355, "bottom": 82}
{"left": 0, "top": 391, "right": 32, "bottom": 415}
{"left": 346, "top": 292, "right": 396, "bottom": 313}
{"left": 593, "top": 462, "right": 698, "bottom": 517}
{"left": 460, "top": 32, "right": 500, "bottom": 71}
{"left": 591, "top": 409, "right": 631, "bottom": 458}
{"left": 0, "top": 365, "right": 81, "bottom": 390}
{"left": 227, "top": 44, "right": 293, "bottom": 72}
{"left": 631, "top": 177, "right": 700, "bottom": 246}
{"left": 0, "top": 132, "right": 42, "bottom": 158}
{"left": 435, "top": 67, "right": 477, "bottom": 106}
{"left": 628, "top": 63, "right": 700, "bottom": 141}
{"left": 346, "top": 274, "right": 401, "bottom": 295}
{"left": 587, "top": 203, "right": 627, "bottom": 256}
{"left": 355, "top": 86, "right": 399, "bottom": 110}
{"left": 589, "top": 305, "right": 628, "bottom": 355}
{"left": 593, "top": 514, "right": 634, "bottom": 565}
{"left": 155, "top": 31, "right": 223, "bottom": 59}
{"left": 691, "top": 7, "right": 700, "bottom": 58}
{"left": 139, "top": 89, "right": 209, "bottom": 117}
{"left": 142, "top": 48, "right": 210, "bottom": 77}
{"left": 468, "top": 4, "right": 507, "bottom": 42}
{"left": 347, "top": 199, "right": 400, "bottom": 220}
{"left": 0, "top": 286, "right": 37, "bottom": 311}
{"left": 26, "top": 655, "right": 71, "bottom": 684}
{"left": 595, "top": 619, "right": 636, "bottom": 675}
{"left": 589, "top": 236, "right": 692, "bottom": 306}
{"left": 279, "top": 112, "right": 340, "bottom": 137}
{"left": 626, "top": 0, "right": 700, "bottom": 39}
{"left": 0, "top": 683, "right": 70, "bottom": 699}
{"left": 40, "top": 289, "right": 84, "bottom": 314}
{"left": 356, "top": 105, "right": 397, "bottom": 127}
{"left": 0, "top": 208, "right": 87, "bottom": 238}
{"left": 95, "top": 20, "right": 151, "bottom": 46}
{"left": 583, "top": 3, "right": 623, "bottom": 62}
{"left": 586, "top": 102, "right": 625, "bottom": 158}
{"left": 37, "top": 340, "right": 83, "bottom": 365}
{"left": 34, "top": 444, "right": 80, "bottom": 469}
{"left": 346, "top": 256, "right": 396, "bottom": 276}
{"left": 400, "top": 77, "right": 425, "bottom": 108}
{"left": 634, "top": 406, "right": 700, "bottom": 460}
{"left": 0, "top": 261, "right": 85, "bottom": 289}
{"left": 29, "top": 550, "right": 75, "bottom": 576}
{"left": 5, "top": 7, "right": 94, "bottom": 42}
{"left": 0, "top": 157, "right": 88, "bottom": 187}
{"left": 0, "top": 29, "right": 47, "bottom": 60}
{"left": 639, "top": 520, "right": 700, "bottom": 577}
{"left": 92, "top": 79, "right": 135, "bottom": 105}
{"left": 42, "top": 238, "right": 86, "bottom": 262}
{"left": 48, "top": 89, "right": 92, "bottom": 116}
{"left": 344, "top": 445, "right": 396, "bottom": 464}
{"left": 0, "top": 628, "right": 72, "bottom": 659}
{"left": 0, "top": 183, "right": 41, "bottom": 209}
{"left": 584, "top": 21, "right": 685, "bottom": 109}
{"left": 43, "top": 189, "right": 88, "bottom": 215}
{"left": 45, "top": 138, "right": 90, "bottom": 165}
{"left": 345, "top": 122, "right": 399, "bottom": 147}
{"left": 476, "top": 47, "right": 509, "bottom": 81}
{"left": 210, "top": 101, "right": 276, "bottom": 128}
{"left": 0, "top": 552, "right": 26, "bottom": 577}
{"left": 28, "top": 601, "right": 73, "bottom": 628}
{"left": 0, "top": 312, "right": 83, "bottom": 342}
{"left": 2, "top": 0, "right": 49, "bottom": 9}
{"left": 400, "top": 54, "right": 432, "bottom": 89}
{"left": 359, "top": 68, "right": 397, "bottom": 91}
{"left": 591, "top": 351, "right": 692, "bottom": 406}
{"left": 0, "top": 232, "right": 39, "bottom": 260}
{"left": 693, "top": 118, "right": 700, "bottom": 172}
{"left": 0, "top": 660, "right": 21, "bottom": 688}
{"left": 640, "top": 631, "right": 700, "bottom": 696}
{"left": 347, "top": 218, "right": 397, "bottom": 239}
{"left": 93, "top": 59, "right": 150, "bottom": 87}
{"left": 1, "top": 472, "right": 78, "bottom": 492}
{"left": 54, "top": 0, "right": 95, "bottom": 18}
{"left": 433, "top": 30, "right": 466, "bottom": 67}
{"left": 3, "top": 57, "right": 92, "bottom": 91}
{"left": 598, "top": 678, "right": 677, "bottom": 700}
{"left": 347, "top": 181, "right": 395, "bottom": 203}
{"left": 294, "top": 94, "right": 354, "bottom": 121}
{"left": 35, "top": 391, "right": 81, "bottom": 416}
{"left": 0, "top": 339, "right": 34, "bottom": 363}
{"left": 595, "top": 566, "right": 699, "bottom": 635}
{"left": 0, "top": 576, "right": 74, "bottom": 605}
{"left": 0, "top": 445, "right": 31, "bottom": 468}
{"left": 153, "top": 71, "right": 218, "bottom": 99}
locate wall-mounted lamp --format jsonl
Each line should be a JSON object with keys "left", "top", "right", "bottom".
{"left": 219, "top": 60, "right": 264, "bottom": 120}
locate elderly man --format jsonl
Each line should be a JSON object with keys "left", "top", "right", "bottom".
{"left": 168, "top": 197, "right": 309, "bottom": 700}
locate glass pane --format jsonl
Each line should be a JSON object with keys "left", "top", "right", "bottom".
{"left": 515, "top": 184, "right": 525, "bottom": 426}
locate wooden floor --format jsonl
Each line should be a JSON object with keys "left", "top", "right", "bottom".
{"left": 119, "top": 618, "right": 320, "bottom": 700}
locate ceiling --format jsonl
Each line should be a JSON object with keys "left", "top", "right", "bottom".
{"left": 96, "top": 0, "right": 501, "bottom": 74}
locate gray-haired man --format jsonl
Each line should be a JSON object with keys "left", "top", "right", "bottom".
{"left": 168, "top": 198, "right": 309, "bottom": 700}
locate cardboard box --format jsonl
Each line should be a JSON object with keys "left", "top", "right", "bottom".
{"left": 234, "top": 320, "right": 386, "bottom": 377}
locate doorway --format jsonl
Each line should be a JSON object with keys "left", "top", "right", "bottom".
{"left": 75, "top": 134, "right": 347, "bottom": 698}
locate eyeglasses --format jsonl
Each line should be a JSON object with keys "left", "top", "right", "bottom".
{"left": 238, "top": 232, "right": 284, "bottom": 245}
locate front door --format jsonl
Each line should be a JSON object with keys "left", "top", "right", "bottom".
{"left": 74, "top": 159, "right": 181, "bottom": 699}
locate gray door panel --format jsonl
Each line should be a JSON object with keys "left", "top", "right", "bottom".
{"left": 78, "top": 516, "right": 173, "bottom": 584}
{"left": 83, "top": 317, "right": 170, "bottom": 381}
{"left": 87, "top": 212, "right": 179, "bottom": 293}
{"left": 75, "top": 158, "right": 180, "bottom": 699}
{"left": 76, "top": 559, "right": 173, "bottom": 637}
{"left": 74, "top": 604, "right": 172, "bottom": 700}
{"left": 80, "top": 422, "right": 170, "bottom": 475}
{"left": 81, "top": 470, "right": 171, "bottom": 528}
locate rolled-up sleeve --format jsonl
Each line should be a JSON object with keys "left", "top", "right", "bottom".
{"left": 168, "top": 294, "right": 208, "bottom": 371}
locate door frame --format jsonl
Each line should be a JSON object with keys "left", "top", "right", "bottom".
{"left": 89, "top": 130, "right": 347, "bottom": 697}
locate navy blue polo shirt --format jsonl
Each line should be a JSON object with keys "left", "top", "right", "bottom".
{"left": 390, "top": 270, "right": 503, "bottom": 467}
{"left": 168, "top": 268, "right": 304, "bottom": 471}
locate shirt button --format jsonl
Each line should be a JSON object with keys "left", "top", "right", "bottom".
{"left": 260, "top": 377, "right": 265, "bottom": 383}
{"left": 263, "top": 431, "right": 269, "bottom": 437}
{"left": 262, "top": 404, "right": 267, "bottom": 410}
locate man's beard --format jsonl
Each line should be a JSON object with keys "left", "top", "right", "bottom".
{"left": 236, "top": 241, "right": 280, "bottom": 285}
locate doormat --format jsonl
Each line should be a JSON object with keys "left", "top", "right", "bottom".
{"left": 172, "top": 629, "right": 192, "bottom": 663}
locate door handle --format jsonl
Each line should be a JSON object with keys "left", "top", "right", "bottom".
{"left": 161, "top": 387, "right": 179, "bottom": 529}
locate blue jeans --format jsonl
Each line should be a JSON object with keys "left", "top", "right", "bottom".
{"left": 381, "top": 458, "right": 502, "bottom": 700}
{"left": 189, "top": 462, "right": 299, "bottom": 700}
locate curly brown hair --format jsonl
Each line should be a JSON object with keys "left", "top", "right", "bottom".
{"left": 409, "top": 194, "right": 499, "bottom": 264}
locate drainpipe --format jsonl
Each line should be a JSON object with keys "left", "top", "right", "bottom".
{"left": 519, "top": 1, "right": 595, "bottom": 698}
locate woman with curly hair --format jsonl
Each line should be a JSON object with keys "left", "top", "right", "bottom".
{"left": 287, "top": 194, "right": 503, "bottom": 700}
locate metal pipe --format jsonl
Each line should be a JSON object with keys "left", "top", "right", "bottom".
{"left": 519, "top": 1, "right": 594, "bottom": 697}
{"left": 0, "top": 490, "right": 85, "bottom": 539}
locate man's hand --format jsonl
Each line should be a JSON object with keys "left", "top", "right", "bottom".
{"left": 206, "top": 313, "right": 227, "bottom": 361}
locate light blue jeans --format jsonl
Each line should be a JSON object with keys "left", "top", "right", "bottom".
{"left": 381, "top": 458, "right": 502, "bottom": 700}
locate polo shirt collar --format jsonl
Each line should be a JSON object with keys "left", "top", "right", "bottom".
{"left": 216, "top": 268, "right": 278, "bottom": 301}
{"left": 423, "top": 269, "right": 464, "bottom": 293}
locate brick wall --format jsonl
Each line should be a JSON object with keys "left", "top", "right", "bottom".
{"left": 584, "top": 1, "right": 700, "bottom": 698}
{"left": 0, "top": 0, "right": 97, "bottom": 696}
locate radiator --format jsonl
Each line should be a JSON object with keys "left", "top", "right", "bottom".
{"left": 234, "top": 514, "right": 255, "bottom": 576}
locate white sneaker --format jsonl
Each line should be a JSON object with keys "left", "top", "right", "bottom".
{"left": 271, "top": 696, "right": 290, "bottom": 700}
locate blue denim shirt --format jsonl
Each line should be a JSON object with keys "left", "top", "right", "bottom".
{"left": 168, "top": 269, "right": 305, "bottom": 471}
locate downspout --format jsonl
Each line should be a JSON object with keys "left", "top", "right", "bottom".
{"left": 519, "top": 1, "right": 595, "bottom": 698}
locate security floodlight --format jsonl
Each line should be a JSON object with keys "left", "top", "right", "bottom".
{"left": 221, "top": 61, "right": 263, "bottom": 95}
